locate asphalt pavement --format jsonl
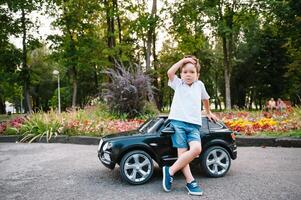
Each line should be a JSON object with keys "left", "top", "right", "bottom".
{"left": 0, "top": 143, "right": 300, "bottom": 200}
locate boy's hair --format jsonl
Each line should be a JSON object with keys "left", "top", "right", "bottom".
{"left": 180, "top": 55, "right": 201, "bottom": 73}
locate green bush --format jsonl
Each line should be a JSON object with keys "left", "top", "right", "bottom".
{"left": 4, "top": 127, "right": 19, "bottom": 135}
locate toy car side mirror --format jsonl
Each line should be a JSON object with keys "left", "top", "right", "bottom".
{"left": 161, "top": 127, "right": 175, "bottom": 135}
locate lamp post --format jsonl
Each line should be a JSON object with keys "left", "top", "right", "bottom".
{"left": 53, "top": 70, "right": 61, "bottom": 114}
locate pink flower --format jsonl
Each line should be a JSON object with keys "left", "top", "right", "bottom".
{"left": 0, "top": 123, "right": 7, "bottom": 134}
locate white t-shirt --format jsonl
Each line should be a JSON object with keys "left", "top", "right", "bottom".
{"left": 168, "top": 75, "right": 210, "bottom": 126}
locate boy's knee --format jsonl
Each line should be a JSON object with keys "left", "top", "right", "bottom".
{"left": 196, "top": 146, "right": 202, "bottom": 155}
{"left": 191, "top": 146, "right": 202, "bottom": 157}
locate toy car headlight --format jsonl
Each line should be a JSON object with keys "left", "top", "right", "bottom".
{"left": 98, "top": 139, "right": 103, "bottom": 152}
{"left": 102, "top": 142, "right": 112, "bottom": 151}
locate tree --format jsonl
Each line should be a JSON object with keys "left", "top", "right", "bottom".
{"left": 281, "top": 0, "right": 301, "bottom": 104}
{"left": 104, "top": 0, "right": 116, "bottom": 50}
{"left": 146, "top": 0, "right": 158, "bottom": 70}
{"left": 230, "top": 0, "right": 300, "bottom": 108}
{"left": 27, "top": 45, "right": 57, "bottom": 111}
{"left": 157, "top": 41, "right": 183, "bottom": 110}
{"left": 5, "top": 0, "right": 43, "bottom": 113}
{"left": 201, "top": 0, "right": 254, "bottom": 109}
{"left": 0, "top": 5, "right": 13, "bottom": 113}
{"left": 0, "top": 44, "right": 21, "bottom": 114}
{"left": 165, "top": 0, "right": 219, "bottom": 108}
{"left": 49, "top": 0, "right": 103, "bottom": 108}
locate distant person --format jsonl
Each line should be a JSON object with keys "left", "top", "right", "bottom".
{"left": 267, "top": 98, "right": 276, "bottom": 111}
{"left": 276, "top": 98, "right": 286, "bottom": 111}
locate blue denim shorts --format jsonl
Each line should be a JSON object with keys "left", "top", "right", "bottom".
{"left": 170, "top": 120, "right": 202, "bottom": 148}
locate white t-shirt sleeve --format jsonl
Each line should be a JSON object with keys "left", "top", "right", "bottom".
{"left": 200, "top": 82, "right": 210, "bottom": 100}
{"left": 168, "top": 75, "right": 181, "bottom": 90}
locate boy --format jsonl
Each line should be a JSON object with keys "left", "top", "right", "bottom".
{"left": 163, "top": 56, "right": 218, "bottom": 196}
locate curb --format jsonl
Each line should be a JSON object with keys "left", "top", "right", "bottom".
{"left": 236, "top": 136, "right": 301, "bottom": 147}
{"left": 0, "top": 135, "right": 100, "bottom": 145}
{"left": 0, "top": 135, "right": 301, "bottom": 147}
{"left": 236, "top": 136, "right": 277, "bottom": 147}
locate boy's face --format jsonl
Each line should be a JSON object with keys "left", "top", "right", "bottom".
{"left": 180, "top": 63, "right": 199, "bottom": 86}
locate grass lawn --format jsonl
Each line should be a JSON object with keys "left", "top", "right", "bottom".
{"left": 0, "top": 114, "right": 24, "bottom": 122}
{"left": 256, "top": 129, "right": 301, "bottom": 138}
{"left": 0, "top": 114, "right": 13, "bottom": 122}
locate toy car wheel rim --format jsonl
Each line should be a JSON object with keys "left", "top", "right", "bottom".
{"left": 123, "top": 153, "right": 152, "bottom": 183}
{"left": 206, "top": 149, "right": 230, "bottom": 175}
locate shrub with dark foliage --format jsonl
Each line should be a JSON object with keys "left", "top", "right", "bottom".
{"left": 102, "top": 61, "right": 155, "bottom": 118}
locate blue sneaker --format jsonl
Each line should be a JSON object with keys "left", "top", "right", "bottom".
{"left": 186, "top": 180, "right": 203, "bottom": 196}
{"left": 162, "top": 166, "right": 173, "bottom": 192}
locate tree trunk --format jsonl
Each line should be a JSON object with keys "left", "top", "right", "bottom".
{"left": 71, "top": 66, "right": 77, "bottom": 108}
{"left": 248, "top": 90, "right": 253, "bottom": 110}
{"left": 151, "top": 0, "right": 159, "bottom": 109}
{"left": 24, "top": 82, "right": 32, "bottom": 113}
{"left": 158, "top": 77, "right": 164, "bottom": 111}
{"left": 152, "top": 41, "right": 162, "bottom": 110}
{"left": 104, "top": 0, "right": 116, "bottom": 67}
{"left": 94, "top": 65, "right": 99, "bottom": 94}
{"left": 218, "top": 3, "right": 236, "bottom": 110}
{"left": 146, "top": 32, "right": 151, "bottom": 70}
{"left": 66, "top": 21, "right": 78, "bottom": 108}
{"left": 146, "top": 0, "right": 157, "bottom": 70}
{"left": 105, "top": 0, "right": 115, "bottom": 49}
{"left": 0, "top": 98, "right": 5, "bottom": 114}
{"left": 227, "top": 4, "right": 234, "bottom": 109}
{"left": 63, "top": 0, "right": 78, "bottom": 109}
{"left": 143, "top": 39, "right": 147, "bottom": 64}
{"left": 214, "top": 72, "right": 218, "bottom": 110}
{"left": 222, "top": 36, "right": 231, "bottom": 110}
{"left": 21, "top": 7, "right": 32, "bottom": 113}
{"left": 114, "top": 0, "right": 122, "bottom": 44}
{"left": 152, "top": 17, "right": 157, "bottom": 67}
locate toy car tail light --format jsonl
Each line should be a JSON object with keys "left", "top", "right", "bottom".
{"left": 231, "top": 132, "right": 236, "bottom": 140}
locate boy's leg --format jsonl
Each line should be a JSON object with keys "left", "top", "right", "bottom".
{"left": 184, "top": 141, "right": 204, "bottom": 196}
{"left": 169, "top": 141, "right": 202, "bottom": 176}
{"left": 177, "top": 148, "right": 194, "bottom": 183}
{"left": 163, "top": 121, "right": 187, "bottom": 192}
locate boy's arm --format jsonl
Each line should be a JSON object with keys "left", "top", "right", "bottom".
{"left": 202, "top": 99, "right": 219, "bottom": 122}
{"left": 167, "top": 57, "right": 196, "bottom": 81}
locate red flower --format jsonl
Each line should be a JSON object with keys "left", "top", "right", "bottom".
{"left": 0, "top": 123, "right": 7, "bottom": 134}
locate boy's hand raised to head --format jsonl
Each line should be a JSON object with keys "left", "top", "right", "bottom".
{"left": 167, "top": 57, "right": 198, "bottom": 81}
{"left": 182, "top": 57, "right": 196, "bottom": 65}
{"left": 167, "top": 57, "right": 196, "bottom": 81}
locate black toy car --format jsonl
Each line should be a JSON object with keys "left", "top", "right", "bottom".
{"left": 97, "top": 115, "right": 237, "bottom": 185}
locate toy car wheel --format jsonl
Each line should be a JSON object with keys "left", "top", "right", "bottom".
{"left": 200, "top": 146, "right": 231, "bottom": 177}
{"left": 120, "top": 150, "right": 154, "bottom": 185}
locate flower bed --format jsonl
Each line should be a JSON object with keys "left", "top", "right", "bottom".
{"left": 0, "top": 105, "right": 147, "bottom": 141}
{"left": 219, "top": 108, "right": 301, "bottom": 136}
{"left": 62, "top": 118, "right": 145, "bottom": 135}
{"left": 1, "top": 106, "right": 301, "bottom": 141}
{"left": 0, "top": 117, "right": 25, "bottom": 135}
